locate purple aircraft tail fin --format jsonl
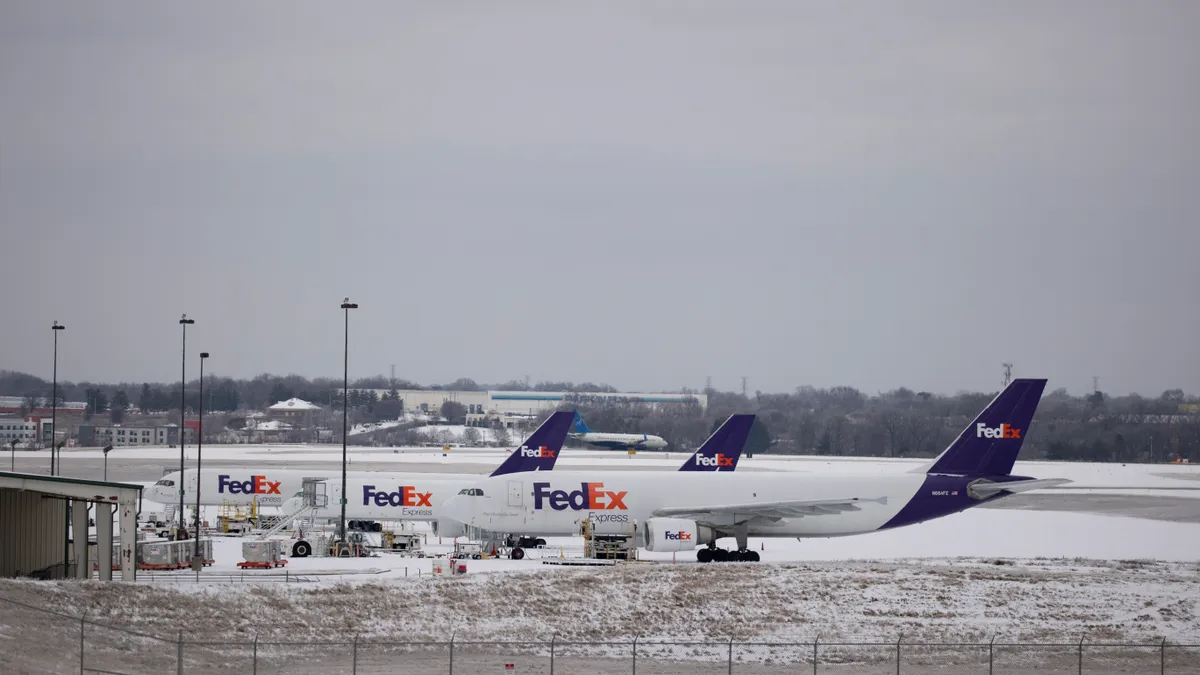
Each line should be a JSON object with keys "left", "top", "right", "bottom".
{"left": 679, "top": 414, "right": 756, "bottom": 472}
{"left": 490, "top": 410, "right": 576, "bottom": 477}
{"left": 925, "top": 378, "right": 1047, "bottom": 476}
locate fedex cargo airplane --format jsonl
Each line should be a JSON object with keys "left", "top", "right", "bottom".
{"left": 281, "top": 413, "right": 757, "bottom": 527}
{"left": 144, "top": 411, "right": 753, "bottom": 555}
{"left": 570, "top": 412, "right": 667, "bottom": 451}
{"left": 441, "top": 379, "right": 1071, "bottom": 562}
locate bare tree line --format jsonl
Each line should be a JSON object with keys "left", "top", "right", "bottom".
{"left": 3, "top": 370, "right": 1197, "bottom": 462}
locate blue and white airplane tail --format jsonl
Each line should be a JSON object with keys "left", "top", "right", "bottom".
{"left": 571, "top": 411, "right": 591, "bottom": 435}
{"left": 912, "top": 378, "right": 1047, "bottom": 477}
{"left": 679, "top": 414, "right": 756, "bottom": 472}
{"left": 490, "top": 410, "right": 577, "bottom": 477}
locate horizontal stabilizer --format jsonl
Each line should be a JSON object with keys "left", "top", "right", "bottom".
{"left": 967, "top": 478, "right": 1072, "bottom": 498}
{"left": 1032, "top": 485, "right": 1200, "bottom": 491}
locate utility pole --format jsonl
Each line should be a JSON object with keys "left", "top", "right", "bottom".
{"left": 390, "top": 364, "right": 396, "bottom": 387}
{"left": 1002, "top": 363, "right": 1013, "bottom": 387}
{"left": 741, "top": 376, "right": 748, "bottom": 398}
{"left": 339, "top": 298, "right": 358, "bottom": 546}
{"left": 705, "top": 376, "right": 712, "bottom": 393}
{"left": 1093, "top": 376, "right": 1100, "bottom": 394}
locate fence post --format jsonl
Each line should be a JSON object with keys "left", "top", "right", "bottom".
{"left": 1077, "top": 636, "right": 1084, "bottom": 675}
{"left": 727, "top": 636, "right": 733, "bottom": 675}
{"left": 896, "top": 634, "right": 902, "bottom": 675}
{"left": 989, "top": 635, "right": 995, "bottom": 675}
{"left": 176, "top": 630, "right": 184, "bottom": 675}
{"left": 352, "top": 634, "right": 359, "bottom": 675}
{"left": 449, "top": 631, "right": 456, "bottom": 675}
{"left": 79, "top": 612, "right": 85, "bottom": 675}
{"left": 632, "top": 635, "right": 639, "bottom": 675}
{"left": 252, "top": 634, "right": 258, "bottom": 675}
{"left": 813, "top": 635, "right": 818, "bottom": 675}
{"left": 1160, "top": 637, "right": 1166, "bottom": 675}
{"left": 550, "top": 634, "right": 556, "bottom": 675}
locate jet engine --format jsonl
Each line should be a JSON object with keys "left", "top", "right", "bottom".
{"left": 643, "top": 517, "right": 716, "bottom": 552}
{"left": 432, "top": 519, "right": 466, "bottom": 539}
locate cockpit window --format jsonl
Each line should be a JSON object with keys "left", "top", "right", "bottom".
{"left": 456, "top": 488, "right": 485, "bottom": 496}
{"left": 155, "top": 479, "right": 174, "bottom": 486}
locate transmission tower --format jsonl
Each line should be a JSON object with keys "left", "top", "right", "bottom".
{"left": 1002, "top": 363, "right": 1013, "bottom": 387}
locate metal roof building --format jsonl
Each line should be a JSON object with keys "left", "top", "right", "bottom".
{"left": 0, "top": 471, "right": 141, "bottom": 581}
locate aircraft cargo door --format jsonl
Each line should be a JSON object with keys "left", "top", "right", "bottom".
{"left": 508, "top": 480, "right": 523, "bottom": 507}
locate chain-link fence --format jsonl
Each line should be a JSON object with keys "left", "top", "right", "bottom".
{"left": 2, "top": 595, "right": 1197, "bottom": 674}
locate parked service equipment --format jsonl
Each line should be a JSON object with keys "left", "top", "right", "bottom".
{"left": 238, "top": 540, "right": 287, "bottom": 569}
{"left": 137, "top": 541, "right": 180, "bottom": 570}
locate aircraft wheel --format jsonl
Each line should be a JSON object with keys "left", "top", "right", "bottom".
{"left": 745, "top": 550, "right": 760, "bottom": 562}
{"left": 293, "top": 541, "right": 312, "bottom": 558}
{"left": 511, "top": 547, "right": 526, "bottom": 560}
{"left": 696, "top": 548, "right": 713, "bottom": 563}
{"left": 535, "top": 538, "right": 547, "bottom": 547}
{"left": 711, "top": 548, "right": 729, "bottom": 563}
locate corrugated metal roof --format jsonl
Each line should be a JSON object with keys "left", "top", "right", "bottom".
{"left": 0, "top": 471, "right": 143, "bottom": 492}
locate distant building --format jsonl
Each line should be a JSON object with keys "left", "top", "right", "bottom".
{"left": 267, "top": 398, "right": 322, "bottom": 426}
{"left": 0, "top": 416, "right": 54, "bottom": 448}
{"left": 366, "top": 390, "right": 708, "bottom": 417}
{"left": 77, "top": 424, "right": 193, "bottom": 447}
{"left": 0, "top": 396, "right": 86, "bottom": 418}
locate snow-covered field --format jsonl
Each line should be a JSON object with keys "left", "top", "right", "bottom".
{"left": 41, "top": 441, "right": 1200, "bottom": 486}
{"left": 3, "top": 554, "right": 1199, "bottom": 674}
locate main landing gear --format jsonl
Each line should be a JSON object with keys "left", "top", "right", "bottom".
{"left": 696, "top": 526, "right": 760, "bottom": 563}
{"left": 696, "top": 545, "right": 760, "bottom": 563}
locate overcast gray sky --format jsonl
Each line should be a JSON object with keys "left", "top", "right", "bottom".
{"left": 1, "top": 1, "right": 1197, "bottom": 396}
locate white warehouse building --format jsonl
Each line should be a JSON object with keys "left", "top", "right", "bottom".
{"left": 368, "top": 390, "right": 707, "bottom": 417}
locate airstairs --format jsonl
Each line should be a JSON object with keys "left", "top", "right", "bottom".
{"left": 257, "top": 478, "right": 328, "bottom": 540}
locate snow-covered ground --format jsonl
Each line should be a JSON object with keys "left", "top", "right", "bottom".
{"left": 409, "top": 423, "right": 515, "bottom": 445}
{"left": 2, "top": 553, "right": 1198, "bottom": 674}
{"left": 39, "top": 441, "right": 1200, "bottom": 487}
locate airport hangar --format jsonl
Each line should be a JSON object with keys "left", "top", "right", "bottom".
{"left": 368, "top": 389, "right": 709, "bottom": 425}
{"left": 0, "top": 471, "right": 141, "bottom": 581}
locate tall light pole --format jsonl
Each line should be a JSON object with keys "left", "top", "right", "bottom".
{"left": 339, "top": 298, "right": 358, "bottom": 544}
{"left": 194, "top": 352, "right": 208, "bottom": 563}
{"left": 178, "top": 314, "right": 194, "bottom": 535}
{"left": 102, "top": 445, "right": 113, "bottom": 481}
{"left": 50, "top": 321, "right": 65, "bottom": 475}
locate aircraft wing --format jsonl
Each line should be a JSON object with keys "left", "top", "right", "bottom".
{"left": 651, "top": 496, "right": 888, "bottom": 523}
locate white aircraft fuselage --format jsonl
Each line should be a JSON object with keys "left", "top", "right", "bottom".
{"left": 571, "top": 432, "right": 668, "bottom": 450}
{"left": 147, "top": 468, "right": 481, "bottom": 512}
{"left": 440, "top": 469, "right": 1010, "bottom": 540}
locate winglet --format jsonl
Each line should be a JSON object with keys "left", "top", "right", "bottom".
{"left": 917, "top": 378, "right": 1048, "bottom": 477}
{"left": 490, "top": 410, "right": 576, "bottom": 476}
{"left": 679, "top": 414, "right": 756, "bottom": 472}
